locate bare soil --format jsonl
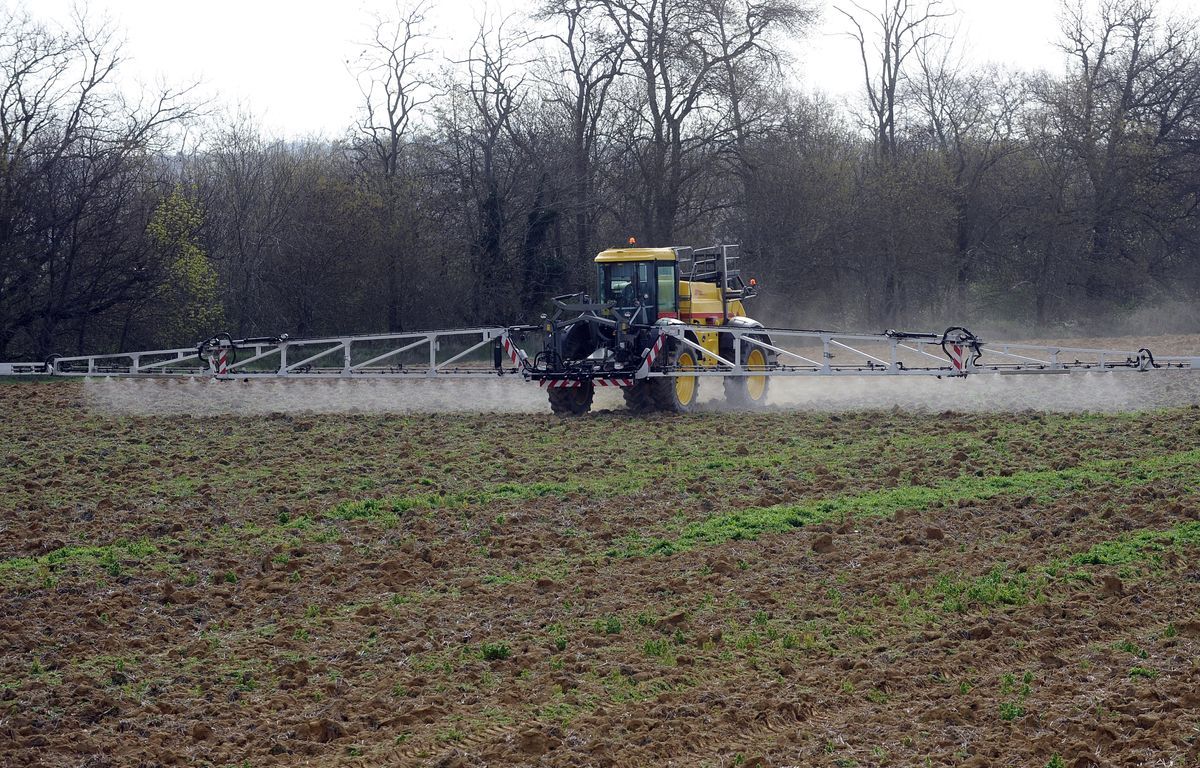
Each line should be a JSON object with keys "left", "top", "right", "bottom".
{"left": 2, "top": 378, "right": 1200, "bottom": 767}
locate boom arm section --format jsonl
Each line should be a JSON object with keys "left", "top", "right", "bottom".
{"left": 5, "top": 325, "right": 1197, "bottom": 382}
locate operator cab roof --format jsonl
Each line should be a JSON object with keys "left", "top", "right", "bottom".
{"left": 594, "top": 247, "right": 677, "bottom": 263}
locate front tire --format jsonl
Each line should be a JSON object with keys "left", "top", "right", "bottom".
{"left": 623, "top": 381, "right": 656, "bottom": 414}
{"left": 651, "top": 347, "right": 700, "bottom": 413}
{"left": 724, "top": 346, "right": 770, "bottom": 408}
{"left": 548, "top": 383, "right": 594, "bottom": 416}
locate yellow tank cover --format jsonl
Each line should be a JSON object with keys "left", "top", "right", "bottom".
{"left": 594, "top": 247, "right": 677, "bottom": 263}
{"left": 680, "top": 280, "right": 746, "bottom": 321}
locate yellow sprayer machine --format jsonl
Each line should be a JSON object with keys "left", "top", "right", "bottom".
{"left": 530, "top": 243, "right": 772, "bottom": 414}
{"left": 6, "top": 243, "right": 1198, "bottom": 416}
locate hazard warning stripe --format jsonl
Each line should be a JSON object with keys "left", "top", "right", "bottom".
{"left": 209, "top": 348, "right": 229, "bottom": 377}
{"left": 636, "top": 333, "right": 666, "bottom": 377}
{"left": 949, "top": 344, "right": 966, "bottom": 371}
{"left": 502, "top": 336, "right": 529, "bottom": 367}
{"left": 537, "top": 378, "right": 634, "bottom": 388}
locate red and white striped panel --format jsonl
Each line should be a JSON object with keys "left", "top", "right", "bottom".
{"left": 209, "top": 349, "right": 229, "bottom": 377}
{"left": 948, "top": 344, "right": 968, "bottom": 372}
{"left": 538, "top": 378, "right": 633, "bottom": 388}
{"left": 501, "top": 336, "right": 529, "bottom": 367}
{"left": 636, "top": 333, "right": 666, "bottom": 377}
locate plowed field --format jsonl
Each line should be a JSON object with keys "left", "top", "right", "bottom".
{"left": 3, "top": 378, "right": 1200, "bottom": 767}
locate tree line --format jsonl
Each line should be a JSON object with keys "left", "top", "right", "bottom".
{"left": 1, "top": 0, "right": 1198, "bottom": 359}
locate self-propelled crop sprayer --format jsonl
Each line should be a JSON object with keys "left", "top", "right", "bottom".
{"left": 4, "top": 243, "right": 1198, "bottom": 415}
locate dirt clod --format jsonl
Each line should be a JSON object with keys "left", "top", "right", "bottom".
{"left": 811, "top": 534, "right": 835, "bottom": 553}
{"left": 966, "top": 624, "right": 992, "bottom": 640}
{"left": 661, "top": 610, "right": 688, "bottom": 627}
{"left": 708, "top": 558, "right": 737, "bottom": 574}
{"left": 296, "top": 719, "right": 345, "bottom": 743}
{"left": 515, "top": 728, "right": 559, "bottom": 755}
{"left": 1102, "top": 575, "right": 1125, "bottom": 595}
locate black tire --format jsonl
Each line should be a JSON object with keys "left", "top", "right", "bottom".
{"left": 548, "top": 383, "right": 595, "bottom": 416}
{"left": 650, "top": 346, "right": 700, "bottom": 413}
{"left": 724, "top": 343, "right": 770, "bottom": 408}
{"left": 622, "top": 381, "right": 657, "bottom": 414}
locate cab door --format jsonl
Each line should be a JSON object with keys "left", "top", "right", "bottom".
{"left": 655, "top": 263, "right": 678, "bottom": 320}
{"left": 599, "top": 261, "right": 654, "bottom": 323}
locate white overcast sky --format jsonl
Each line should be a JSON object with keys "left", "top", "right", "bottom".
{"left": 27, "top": 0, "right": 1200, "bottom": 138}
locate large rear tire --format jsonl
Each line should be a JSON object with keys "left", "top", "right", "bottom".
{"left": 724, "top": 346, "right": 770, "bottom": 408}
{"left": 651, "top": 348, "right": 700, "bottom": 413}
{"left": 548, "top": 383, "right": 595, "bottom": 416}
{"left": 623, "top": 381, "right": 657, "bottom": 414}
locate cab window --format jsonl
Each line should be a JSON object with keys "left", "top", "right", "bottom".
{"left": 656, "top": 264, "right": 677, "bottom": 314}
{"left": 599, "top": 263, "right": 632, "bottom": 305}
{"left": 600, "top": 262, "right": 655, "bottom": 309}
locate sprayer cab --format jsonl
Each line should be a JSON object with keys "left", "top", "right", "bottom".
{"left": 594, "top": 247, "right": 679, "bottom": 324}
{"left": 593, "top": 244, "right": 758, "bottom": 325}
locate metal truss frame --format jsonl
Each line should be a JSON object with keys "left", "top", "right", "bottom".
{"left": 637, "top": 326, "right": 1200, "bottom": 379}
{"left": 9, "top": 325, "right": 1198, "bottom": 383}
{"left": 40, "top": 328, "right": 517, "bottom": 378}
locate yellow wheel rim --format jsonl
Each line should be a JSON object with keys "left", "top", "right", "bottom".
{"left": 746, "top": 348, "right": 767, "bottom": 401}
{"left": 675, "top": 351, "right": 697, "bottom": 405}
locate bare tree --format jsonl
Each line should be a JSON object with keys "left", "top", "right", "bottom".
{"left": 0, "top": 6, "right": 196, "bottom": 357}
{"left": 192, "top": 112, "right": 305, "bottom": 337}
{"left": 832, "top": 1, "right": 955, "bottom": 325}
{"left": 355, "top": 1, "right": 435, "bottom": 179}
{"left": 352, "top": 1, "right": 435, "bottom": 331}
{"left": 597, "top": 0, "right": 809, "bottom": 243}
{"left": 538, "top": 0, "right": 624, "bottom": 263}
{"left": 836, "top": 0, "right": 952, "bottom": 160}
{"left": 439, "top": 15, "right": 530, "bottom": 322}
{"left": 711, "top": 0, "right": 816, "bottom": 255}
{"left": 1049, "top": 0, "right": 1200, "bottom": 306}
{"left": 911, "top": 40, "right": 1026, "bottom": 312}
